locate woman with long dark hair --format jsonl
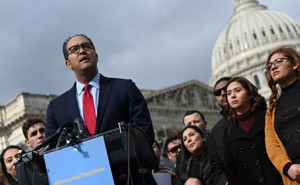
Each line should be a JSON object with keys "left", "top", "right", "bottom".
{"left": 224, "top": 77, "right": 282, "bottom": 185}
{"left": 0, "top": 145, "right": 22, "bottom": 185}
{"left": 178, "top": 125, "right": 213, "bottom": 185}
{"left": 265, "top": 46, "right": 300, "bottom": 185}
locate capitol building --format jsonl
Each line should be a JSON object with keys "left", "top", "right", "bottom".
{"left": 0, "top": 0, "right": 300, "bottom": 150}
{"left": 209, "top": 0, "right": 300, "bottom": 99}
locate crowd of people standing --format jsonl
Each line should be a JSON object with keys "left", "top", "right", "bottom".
{"left": 157, "top": 46, "right": 300, "bottom": 185}
{"left": 0, "top": 36, "right": 299, "bottom": 185}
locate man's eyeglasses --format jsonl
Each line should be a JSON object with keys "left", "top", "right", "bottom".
{"left": 265, "top": 57, "right": 289, "bottom": 71}
{"left": 68, "top": 43, "right": 94, "bottom": 55}
{"left": 168, "top": 144, "right": 181, "bottom": 154}
{"left": 213, "top": 86, "right": 227, "bottom": 96}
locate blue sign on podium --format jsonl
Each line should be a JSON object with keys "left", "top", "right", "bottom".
{"left": 43, "top": 136, "right": 115, "bottom": 185}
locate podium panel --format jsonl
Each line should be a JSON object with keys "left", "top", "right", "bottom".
{"left": 44, "top": 136, "right": 114, "bottom": 185}
{"left": 153, "top": 173, "right": 171, "bottom": 185}
{"left": 103, "top": 125, "right": 156, "bottom": 178}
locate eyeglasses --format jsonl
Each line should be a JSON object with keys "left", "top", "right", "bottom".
{"left": 168, "top": 144, "right": 181, "bottom": 154}
{"left": 265, "top": 57, "right": 289, "bottom": 71}
{"left": 213, "top": 86, "right": 227, "bottom": 96}
{"left": 68, "top": 43, "right": 94, "bottom": 55}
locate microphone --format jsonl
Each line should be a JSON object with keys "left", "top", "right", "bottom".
{"left": 33, "top": 123, "right": 73, "bottom": 152}
{"left": 15, "top": 150, "right": 33, "bottom": 164}
{"left": 74, "top": 117, "right": 85, "bottom": 136}
{"left": 72, "top": 117, "right": 90, "bottom": 140}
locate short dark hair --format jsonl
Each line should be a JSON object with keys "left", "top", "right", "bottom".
{"left": 213, "top": 77, "right": 231, "bottom": 89}
{"left": 183, "top": 110, "right": 205, "bottom": 124}
{"left": 165, "top": 135, "right": 180, "bottom": 151}
{"left": 62, "top": 34, "right": 95, "bottom": 60}
{"left": 22, "top": 118, "right": 45, "bottom": 139}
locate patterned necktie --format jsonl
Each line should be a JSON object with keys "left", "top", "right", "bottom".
{"left": 83, "top": 84, "right": 96, "bottom": 135}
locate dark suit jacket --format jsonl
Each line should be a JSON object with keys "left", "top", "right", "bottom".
{"left": 46, "top": 74, "right": 154, "bottom": 141}
{"left": 45, "top": 74, "right": 157, "bottom": 184}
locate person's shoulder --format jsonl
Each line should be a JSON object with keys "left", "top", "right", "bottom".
{"left": 210, "top": 117, "right": 227, "bottom": 133}
{"left": 101, "top": 74, "right": 133, "bottom": 84}
{"left": 50, "top": 86, "right": 75, "bottom": 104}
{"left": 255, "top": 105, "right": 267, "bottom": 121}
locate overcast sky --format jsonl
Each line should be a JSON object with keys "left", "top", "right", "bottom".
{"left": 0, "top": 0, "right": 299, "bottom": 104}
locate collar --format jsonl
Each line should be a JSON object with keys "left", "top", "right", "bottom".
{"left": 282, "top": 79, "right": 299, "bottom": 92}
{"left": 76, "top": 73, "right": 100, "bottom": 95}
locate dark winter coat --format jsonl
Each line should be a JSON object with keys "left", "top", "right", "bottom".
{"left": 224, "top": 108, "right": 283, "bottom": 185}
{"left": 208, "top": 112, "right": 228, "bottom": 185}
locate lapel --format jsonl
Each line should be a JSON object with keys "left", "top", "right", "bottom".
{"left": 247, "top": 107, "right": 266, "bottom": 139}
{"left": 226, "top": 106, "right": 266, "bottom": 142}
{"left": 226, "top": 120, "right": 247, "bottom": 142}
{"left": 95, "top": 74, "right": 113, "bottom": 133}
{"left": 67, "top": 83, "right": 81, "bottom": 119}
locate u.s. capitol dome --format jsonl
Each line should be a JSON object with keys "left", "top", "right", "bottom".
{"left": 209, "top": 0, "right": 300, "bottom": 99}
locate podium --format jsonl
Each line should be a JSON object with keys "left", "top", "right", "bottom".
{"left": 44, "top": 136, "right": 114, "bottom": 185}
{"left": 43, "top": 124, "right": 156, "bottom": 185}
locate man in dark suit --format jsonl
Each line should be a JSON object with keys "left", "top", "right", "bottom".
{"left": 45, "top": 34, "right": 156, "bottom": 185}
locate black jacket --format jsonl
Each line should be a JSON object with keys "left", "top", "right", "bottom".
{"left": 208, "top": 112, "right": 228, "bottom": 185}
{"left": 178, "top": 149, "right": 214, "bottom": 185}
{"left": 224, "top": 108, "right": 283, "bottom": 185}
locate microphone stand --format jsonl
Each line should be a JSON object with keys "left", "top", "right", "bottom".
{"left": 126, "top": 122, "right": 133, "bottom": 185}
{"left": 15, "top": 150, "right": 24, "bottom": 185}
{"left": 55, "top": 127, "right": 69, "bottom": 148}
{"left": 15, "top": 150, "right": 33, "bottom": 185}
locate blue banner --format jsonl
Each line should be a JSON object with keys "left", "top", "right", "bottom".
{"left": 44, "top": 136, "right": 115, "bottom": 185}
